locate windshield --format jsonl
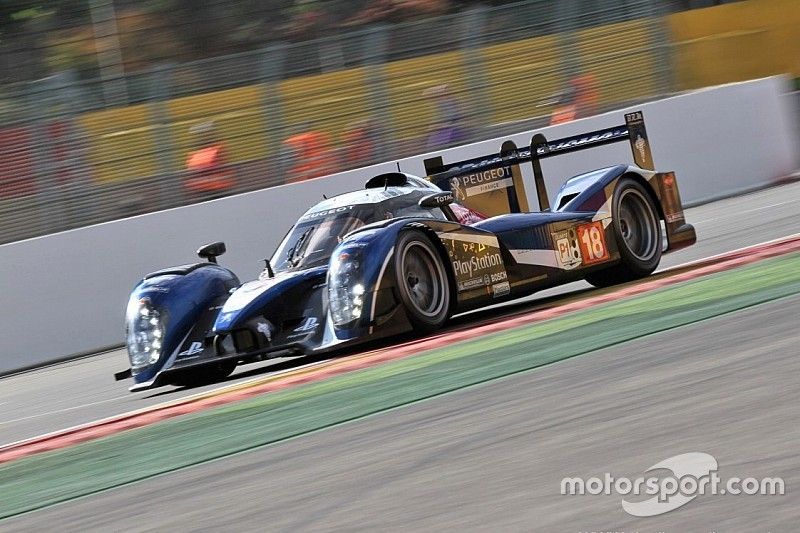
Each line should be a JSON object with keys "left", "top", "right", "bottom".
{"left": 272, "top": 206, "right": 376, "bottom": 272}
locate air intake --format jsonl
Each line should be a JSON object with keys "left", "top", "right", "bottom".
{"left": 365, "top": 172, "right": 408, "bottom": 189}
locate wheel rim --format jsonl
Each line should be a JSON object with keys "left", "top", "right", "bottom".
{"left": 400, "top": 241, "right": 445, "bottom": 318}
{"left": 617, "top": 188, "right": 659, "bottom": 261}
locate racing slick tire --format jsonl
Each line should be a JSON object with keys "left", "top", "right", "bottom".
{"left": 586, "top": 178, "right": 662, "bottom": 288}
{"left": 394, "top": 230, "right": 451, "bottom": 333}
{"left": 167, "top": 359, "right": 237, "bottom": 388}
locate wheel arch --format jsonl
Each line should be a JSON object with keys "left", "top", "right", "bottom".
{"left": 399, "top": 224, "right": 458, "bottom": 316}
{"left": 618, "top": 171, "right": 664, "bottom": 222}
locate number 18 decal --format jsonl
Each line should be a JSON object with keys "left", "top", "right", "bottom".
{"left": 577, "top": 221, "right": 609, "bottom": 265}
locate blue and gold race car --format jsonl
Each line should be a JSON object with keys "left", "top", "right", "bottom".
{"left": 117, "top": 111, "right": 696, "bottom": 391}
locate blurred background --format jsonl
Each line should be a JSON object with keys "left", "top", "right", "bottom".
{"left": 0, "top": 0, "right": 798, "bottom": 244}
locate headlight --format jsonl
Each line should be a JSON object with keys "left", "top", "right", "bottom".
{"left": 328, "top": 250, "right": 365, "bottom": 327}
{"left": 126, "top": 297, "right": 166, "bottom": 373}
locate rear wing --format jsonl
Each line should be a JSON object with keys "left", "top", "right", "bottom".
{"left": 424, "top": 111, "right": 654, "bottom": 216}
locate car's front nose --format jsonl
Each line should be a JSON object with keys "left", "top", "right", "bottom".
{"left": 212, "top": 267, "right": 329, "bottom": 355}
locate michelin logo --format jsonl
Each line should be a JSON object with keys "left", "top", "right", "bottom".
{"left": 634, "top": 134, "right": 647, "bottom": 164}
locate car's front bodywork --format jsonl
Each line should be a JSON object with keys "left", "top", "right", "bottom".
{"left": 123, "top": 263, "right": 239, "bottom": 390}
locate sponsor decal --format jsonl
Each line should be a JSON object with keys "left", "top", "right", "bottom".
{"left": 625, "top": 111, "right": 655, "bottom": 170}
{"left": 299, "top": 205, "right": 355, "bottom": 221}
{"left": 435, "top": 162, "right": 529, "bottom": 217}
{"left": 458, "top": 277, "right": 486, "bottom": 291}
{"left": 441, "top": 232, "right": 507, "bottom": 298}
{"left": 464, "top": 177, "right": 513, "bottom": 198}
{"left": 256, "top": 321, "right": 273, "bottom": 342}
{"left": 508, "top": 249, "right": 559, "bottom": 268}
{"left": 490, "top": 270, "right": 507, "bottom": 283}
{"left": 492, "top": 281, "right": 510, "bottom": 297}
{"left": 449, "top": 177, "right": 466, "bottom": 202}
{"left": 439, "top": 232, "right": 499, "bottom": 248}
{"left": 448, "top": 166, "right": 514, "bottom": 200}
{"left": 293, "top": 316, "right": 319, "bottom": 333}
{"left": 456, "top": 166, "right": 509, "bottom": 187}
{"left": 178, "top": 341, "right": 204, "bottom": 357}
{"left": 634, "top": 134, "right": 647, "bottom": 165}
{"left": 452, "top": 252, "right": 503, "bottom": 279}
{"left": 426, "top": 191, "right": 454, "bottom": 205}
{"left": 552, "top": 228, "right": 582, "bottom": 270}
{"left": 541, "top": 128, "right": 628, "bottom": 155}
{"left": 577, "top": 221, "right": 610, "bottom": 265}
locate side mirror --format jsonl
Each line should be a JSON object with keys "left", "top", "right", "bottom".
{"left": 197, "top": 241, "right": 226, "bottom": 264}
{"left": 419, "top": 191, "right": 454, "bottom": 208}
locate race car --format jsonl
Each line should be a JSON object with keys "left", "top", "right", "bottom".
{"left": 116, "top": 111, "right": 696, "bottom": 391}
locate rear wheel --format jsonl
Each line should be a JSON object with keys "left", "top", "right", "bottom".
{"left": 168, "top": 359, "right": 237, "bottom": 388}
{"left": 394, "top": 230, "right": 451, "bottom": 333}
{"left": 586, "top": 178, "right": 662, "bottom": 288}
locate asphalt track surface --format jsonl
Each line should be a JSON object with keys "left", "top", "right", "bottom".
{"left": 1, "top": 181, "right": 798, "bottom": 449}
{"left": 4, "top": 285, "right": 798, "bottom": 531}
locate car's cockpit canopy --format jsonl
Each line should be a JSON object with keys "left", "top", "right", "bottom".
{"left": 272, "top": 181, "right": 447, "bottom": 272}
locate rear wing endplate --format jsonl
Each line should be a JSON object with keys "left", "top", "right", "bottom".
{"left": 424, "top": 111, "right": 654, "bottom": 216}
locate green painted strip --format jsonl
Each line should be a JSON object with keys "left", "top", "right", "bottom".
{"left": 2, "top": 253, "right": 800, "bottom": 519}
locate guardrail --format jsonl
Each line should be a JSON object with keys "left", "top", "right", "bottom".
{"left": 0, "top": 0, "right": 672, "bottom": 244}
{"left": 4, "top": 0, "right": 800, "bottom": 247}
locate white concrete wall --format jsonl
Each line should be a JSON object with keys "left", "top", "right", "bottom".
{"left": 1, "top": 76, "right": 797, "bottom": 374}
{"left": 398, "top": 76, "right": 800, "bottom": 208}
{"left": 0, "top": 162, "right": 398, "bottom": 373}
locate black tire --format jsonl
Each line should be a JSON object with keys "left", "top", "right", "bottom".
{"left": 586, "top": 178, "right": 662, "bottom": 288}
{"left": 168, "top": 359, "right": 237, "bottom": 388}
{"left": 393, "top": 230, "right": 451, "bottom": 333}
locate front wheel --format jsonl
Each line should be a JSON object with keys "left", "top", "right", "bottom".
{"left": 393, "top": 230, "right": 451, "bottom": 333}
{"left": 586, "top": 178, "right": 662, "bottom": 288}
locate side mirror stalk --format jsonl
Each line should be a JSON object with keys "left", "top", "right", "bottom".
{"left": 263, "top": 258, "right": 275, "bottom": 278}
